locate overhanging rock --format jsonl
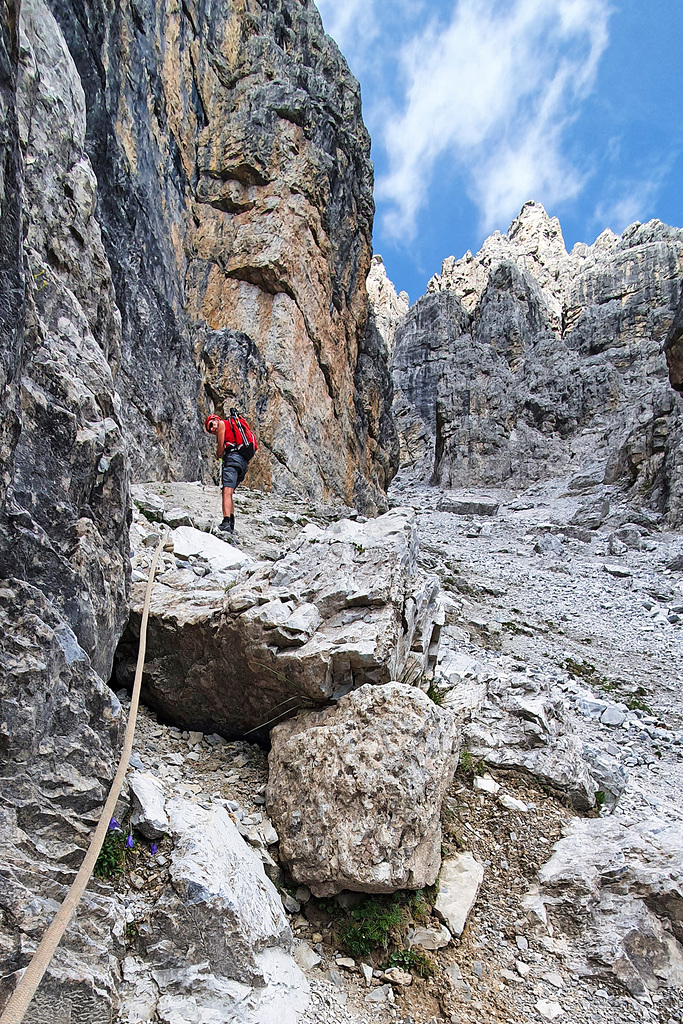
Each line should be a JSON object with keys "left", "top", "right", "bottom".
{"left": 116, "top": 509, "right": 443, "bottom": 738}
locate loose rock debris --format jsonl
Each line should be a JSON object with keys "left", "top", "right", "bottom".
{"left": 108, "top": 480, "right": 682, "bottom": 1024}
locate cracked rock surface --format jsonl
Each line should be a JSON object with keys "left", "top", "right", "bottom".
{"left": 267, "top": 682, "right": 460, "bottom": 896}
{"left": 115, "top": 484, "right": 442, "bottom": 739}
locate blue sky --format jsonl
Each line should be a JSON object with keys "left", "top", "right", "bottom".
{"left": 316, "top": 0, "right": 683, "bottom": 303}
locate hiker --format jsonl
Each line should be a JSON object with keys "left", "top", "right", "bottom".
{"left": 204, "top": 408, "right": 257, "bottom": 535}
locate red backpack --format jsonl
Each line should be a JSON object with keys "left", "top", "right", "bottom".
{"left": 224, "top": 410, "right": 257, "bottom": 460}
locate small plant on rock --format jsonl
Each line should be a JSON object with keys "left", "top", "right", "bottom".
{"left": 427, "top": 681, "right": 450, "bottom": 706}
{"left": 384, "top": 948, "right": 435, "bottom": 979}
{"left": 339, "top": 895, "right": 405, "bottom": 956}
{"left": 95, "top": 818, "right": 126, "bottom": 879}
{"left": 405, "top": 884, "right": 438, "bottom": 924}
{"left": 457, "top": 750, "right": 486, "bottom": 778}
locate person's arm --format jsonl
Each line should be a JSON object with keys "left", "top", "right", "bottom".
{"left": 216, "top": 419, "right": 226, "bottom": 458}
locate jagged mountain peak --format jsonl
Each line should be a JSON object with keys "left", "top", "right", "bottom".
{"left": 391, "top": 202, "right": 683, "bottom": 519}
{"left": 507, "top": 200, "right": 567, "bottom": 258}
{"left": 366, "top": 253, "right": 410, "bottom": 352}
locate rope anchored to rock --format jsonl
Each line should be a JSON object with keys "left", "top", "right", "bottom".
{"left": 0, "top": 535, "right": 165, "bottom": 1024}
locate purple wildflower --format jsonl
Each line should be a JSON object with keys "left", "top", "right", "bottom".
{"left": 108, "top": 817, "right": 120, "bottom": 830}
{"left": 151, "top": 843, "right": 158, "bottom": 855}
{"left": 125, "top": 834, "right": 134, "bottom": 849}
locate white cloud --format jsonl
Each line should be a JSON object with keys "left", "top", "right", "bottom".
{"left": 315, "top": 0, "right": 381, "bottom": 74}
{"left": 593, "top": 160, "right": 675, "bottom": 234}
{"left": 375, "top": 0, "right": 611, "bottom": 240}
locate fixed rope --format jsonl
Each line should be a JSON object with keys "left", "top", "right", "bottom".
{"left": 0, "top": 534, "right": 165, "bottom": 1024}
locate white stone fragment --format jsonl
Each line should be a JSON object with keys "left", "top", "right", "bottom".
{"left": 536, "top": 998, "right": 564, "bottom": 1019}
{"left": 498, "top": 794, "right": 529, "bottom": 813}
{"left": 434, "top": 853, "right": 485, "bottom": 937}
{"left": 170, "top": 525, "right": 254, "bottom": 570}
{"left": 473, "top": 773, "right": 500, "bottom": 794}
{"left": 382, "top": 967, "right": 412, "bottom": 986}
{"left": 293, "top": 942, "right": 321, "bottom": 970}
{"left": 542, "top": 972, "right": 564, "bottom": 988}
{"left": 409, "top": 924, "right": 452, "bottom": 950}
{"left": 600, "top": 706, "right": 626, "bottom": 727}
{"left": 129, "top": 771, "right": 169, "bottom": 840}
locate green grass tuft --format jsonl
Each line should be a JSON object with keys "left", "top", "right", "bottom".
{"left": 384, "top": 948, "right": 435, "bottom": 978}
{"left": 427, "top": 681, "right": 450, "bottom": 706}
{"left": 95, "top": 830, "right": 125, "bottom": 878}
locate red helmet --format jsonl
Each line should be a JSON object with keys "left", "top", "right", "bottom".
{"left": 204, "top": 414, "right": 220, "bottom": 432}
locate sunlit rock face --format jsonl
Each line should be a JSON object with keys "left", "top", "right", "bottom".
{"left": 392, "top": 202, "right": 683, "bottom": 523}
{"left": 48, "top": 0, "right": 397, "bottom": 511}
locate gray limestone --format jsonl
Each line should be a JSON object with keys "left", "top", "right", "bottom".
{"left": 434, "top": 853, "right": 485, "bottom": 937}
{"left": 392, "top": 202, "right": 683, "bottom": 526}
{"left": 116, "top": 509, "right": 443, "bottom": 739}
{"left": 266, "top": 683, "right": 460, "bottom": 895}
{"left": 537, "top": 816, "right": 683, "bottom": 998}
{"left": 129, "top": 772, "right": 169, "bottom": 840}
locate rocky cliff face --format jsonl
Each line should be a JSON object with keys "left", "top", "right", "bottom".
{"left": 391, "top": 203, "right": 683, "bottom": 523}
{"left": 0, "top": 1, "right": 127, "bottom": 1017}
{"left": 1, "top": 0, "right": 130, "bottom": 676}
{"left": 667, "top": 293, "right": 683, "bottom": 392}
{"left": 0, "top": 1, "right": 396, "bottom": 1018}
{"left": 48, "top": 0, "right": 396, "bottom": 510}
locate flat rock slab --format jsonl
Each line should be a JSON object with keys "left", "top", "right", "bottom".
{"left": 537, "top": 816, "right": 683, "bottom": 997}
{"left": 434, "top": 853, "right": 485, "bottom": 937}
{"left": 438, "top": 496, "right": 500, "bottom": 516}
{"left": 117, "top": 511, "right": 442, "bottom": 738}
{"left": 171, "top": 525, "right": 253, "bottom": 571}
{"left": 266, "top": 683, "right": 460, "bottom": 895}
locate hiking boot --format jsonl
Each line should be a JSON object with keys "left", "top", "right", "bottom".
{"left": 218, "top": 517, "right": 233, "bottom": 534}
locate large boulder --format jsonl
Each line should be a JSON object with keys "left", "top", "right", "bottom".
{"left": 535, "top": 817, "right": 683, "bottom": 999}
{"left": 116, "top": 510, "right": 444, "bottom": 739}
{"left": 119, "top": 798, "right": 309, "bottom": 1024}
{"left": 443, "top": 654, "right": 596, "bottom": 811}
{"left": 266, "top": 683, "right": 460, "bottom": 896}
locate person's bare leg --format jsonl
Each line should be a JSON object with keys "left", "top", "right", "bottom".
{"left": 222, "top": 487, "right": 234, "bottom": 518}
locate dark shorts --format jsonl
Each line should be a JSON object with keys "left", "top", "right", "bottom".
{"left": 222, "top": 452, "right": 249, "bottom": 490}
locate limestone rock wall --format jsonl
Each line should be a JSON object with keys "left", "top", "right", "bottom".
{"left": 0, "top": 0, "right": 130, "bottom": 677}
{"left": 49, "top": 0, "right": 397, "bottom": 511}
{"left": 666, "top": 293, "right": 683, "bottom": 392}
{"left": 0, "top": 0, "right": 23, "bottom": 513}
{"left": 393, "top": 203, "right": 683, "bottom": 523}
{"left": 366, "top": 254, "right": 409, "bottom": 354}
{"left": 0, "top": 3, "right": 129, "bottom": 1017}
{"left": 0, "top": 581, "right": 125, "bottom": 1020}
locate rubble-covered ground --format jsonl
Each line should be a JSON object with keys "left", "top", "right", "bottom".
{"left": 111, "top": 480, "right": 682, "bottom": 1024}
